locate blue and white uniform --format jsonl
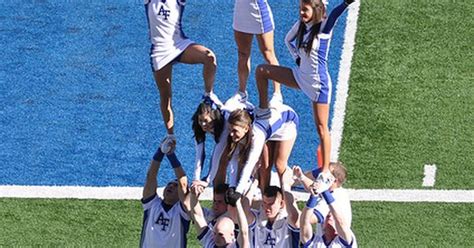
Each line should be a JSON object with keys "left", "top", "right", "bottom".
{"left": 233, "top": 104, "right": 299, "bottom": 194}
{"left": 302, "top": 230, "right": 358, "bottom": 248}
{"left": 139, "top": 194, "right": 190, "bottom": 248}
{"left": 285, "top": 2, "right": 350, "bottom": 104}
{"left": 233, "top": 0, "right": 275, "bottom": 34}
{"left": 145, "top": 0, "right": 193, "bottom": 71}
{"left": 250, "top": 209, "right": 299, "bottom": 248}
{"left": 193, "top": 99, "right": 254, "bottom": 184}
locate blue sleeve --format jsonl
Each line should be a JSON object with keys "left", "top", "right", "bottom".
{"left": 322, "top": 2, "right": 349, "bottom": 34}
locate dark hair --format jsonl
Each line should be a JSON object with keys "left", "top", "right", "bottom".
{"left": 223, "top": 109, "right": 253, "bottom": 170}
{"left": 263, "top": 185, "right": 283, "bottom": 198}
{"left": 191, "top": 102, "right": 225, "bottom": 143}
{"left": 296, "top": 0, "right": 324, "bottom": 55}
{"left": 213, "top": 183, "right": 229, "bottom": 195}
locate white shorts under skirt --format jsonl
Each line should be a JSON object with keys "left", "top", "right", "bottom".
{"left": 268, "top": 122, "right": 297, "bottom": 141}
{"left": 233, "top": 0, "right": 274, "bottom": 34}
{"left": 292, "top": 67, "right": 332, "bottom": 104}
{"left": 150, "top": 39, "right": 194, "bottom": 71}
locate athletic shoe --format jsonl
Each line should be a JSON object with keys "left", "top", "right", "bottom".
{"left": 255, "top": 107, "right": 271, "bottom": 119}
{"left": 313, "top": 171, "right": 335, "bottom": 194}
{"left": 229, "top": 91, "right": 248, "bottom": 103}
{"left": 160, "top": 134, "right": 176, "bottom": 154}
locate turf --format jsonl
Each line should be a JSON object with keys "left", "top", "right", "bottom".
{"left": 1, "top": 198, "right": 472, "bottom": 247}
{"left": 340, "top": 0, "right": 474, "bottom": 189}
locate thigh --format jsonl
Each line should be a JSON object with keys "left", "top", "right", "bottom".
{"left": 178, "top": 44, "right": 215, "bottom": 65}
{"left": 234, "top": 30, "right": 253, "bottom": 54}
{"left": 272, "top": 138, "right": 296, "bottom": 174}
{"left": 257, "top": 64, "right": 300, "bottom": 89}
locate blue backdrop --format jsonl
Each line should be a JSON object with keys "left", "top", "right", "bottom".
{"left": 0, "top": 0, "right": 347, "bottom": 186}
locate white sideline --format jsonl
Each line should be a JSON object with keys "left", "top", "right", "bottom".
{"left": 330, "top": 1, "right": 360, "bottom": 162}
{"left": 1, "top": 185, "right": 473, "bottom": 203}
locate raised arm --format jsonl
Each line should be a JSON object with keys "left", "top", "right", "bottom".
{"left": 142, "top": 147, "right": 165, "bottom": 199}
{"left": 188, "top": 189, "right": 208, "bottom": 236}
{"left": 281, "top": 168, "right": 300, "bottom": 228}
{"left": 166, "top": 153, "right": 188, "bottom": 203}
{"left": 321, "top": 190, "right": 354, "bottom": 243}
{"left": 235, "top": 199, "right": 250, "bottom": 248}
{"left": 321, "top": 0, "right": 353, "bottom": 34}
{"left": 285, "top": 21, "right": 300, "bottom": 61}
{"left": 300, "top": 195, "right": 321, "bottom": 244}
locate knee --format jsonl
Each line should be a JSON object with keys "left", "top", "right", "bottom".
{"left": 203, "top": 49, "right": 217, "bottom": 67}
{"left": 316, "top": 124, "right": 329, "bottom": 138}
{"left": 261, "top": 49, "right": 276, "bottom": 63}
{"left": 256, "top": 64, "right": 268, "bottom": 78}
{"left": 237, "top": 49, "right": 251, "bottom": 60}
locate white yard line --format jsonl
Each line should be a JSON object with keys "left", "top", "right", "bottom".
{"left": 1, "top": 185, "right": 473, "bottom": 203}
{"left": 422, "top": 164, "right": 437, "bottom": 187}
{"left": 330, "top": 1, "right": 361, "bottom": 162}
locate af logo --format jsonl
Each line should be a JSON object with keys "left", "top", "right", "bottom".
{"left": 158, "top": 5, "right": 170, "bottom": 20}
{"left": 155, "top": 212, "right": 170, "bottom": 231}
{"left": 264, "top": 232, "right": 276, "bottom": 247}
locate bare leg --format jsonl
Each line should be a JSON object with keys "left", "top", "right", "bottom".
{"left": 153, "top": 63, "right": 174, "bottom": 134}
{"left": 256, "top": 31, "right": 281, "bottom": 95}
{"left": 312, "top": 102, "right": 331, "bottom": 173}
{"left": 234, "top": 31, "right": 253, "bottom": 93}
{"left": 255, "top": 64, "right": 299, "bottom": 109}
{"left": 258, "top": 142, "right": 274, "bottom": 191}
{"left": 273, "top": 138, "right": 296, "bottom": 187}
{"left": 179, "top": 44, "right": 217, "bottom": 93}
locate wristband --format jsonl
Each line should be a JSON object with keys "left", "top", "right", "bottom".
{"left": 152, "top": 147, "right": 165, "bottom": 162}
{"left": 166, "top": 153, "right": 182, "bottom": 168}
{"left": 306, "top": 194, "right": 319, "bottom": 208}
{"left": 321, "top": 190, "right": 335, "bottom": 204}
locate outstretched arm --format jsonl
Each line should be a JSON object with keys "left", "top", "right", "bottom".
{"left": 236, "top": 199, "right": 250, "bottom": 248}
{"left": 321, "top": 0, "right": 353, "bottom": 34}
{"left": 321, "top": 191, "right": 354, "bottom": 243}
{"left": 166, "top": 153, "right": 188, "bottom": 203}
{"left": 188, "top": 190, "right": 208, "bottom": 236}
{"left": 281, "top": 168, "right": 300, "bottom": 228}
{"left": 235, "top": 130, "right": 266, "bottom": 194}
{"left": 143, "top": 147, "right": 165, "bottom": 199}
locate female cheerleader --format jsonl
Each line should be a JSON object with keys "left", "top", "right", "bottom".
{"left": 254, "top": 0, "right": 355, "bottom": 192}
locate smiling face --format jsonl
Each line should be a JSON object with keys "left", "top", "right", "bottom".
{"left": 299, "top": 0, "right": 325, "bottom": 23}
{"left": 198, "top": 112, "right": 215, "bottom": 133}
{"left": 228, "top": 123, "right": 249, "bottom": 143}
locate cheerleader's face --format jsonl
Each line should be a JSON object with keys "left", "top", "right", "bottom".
{"left": 229, "top": 124, "right": 249, "bottom": 143}
{"left": 300, "top": 0, "right": 325, "bottom": 23}
{"left": 198, "top": 113, "right": 214, "bottom": 133}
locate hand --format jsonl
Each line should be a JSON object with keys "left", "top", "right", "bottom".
{"left": 225, "top": 187, "right": 242, "bottom": 207}
{"left": 313, "top": 171, "right": 335, "bottom": 194}
{"left": 191, "top": 180, "right": 208, "bottom": 195}
{"left": 160, "top": 133, "right": 176, "bottom": 154}
{"left": 292, "top": 165, "right": 304, "bottom": 182}
{"left": 296, "top": 57, "right": 301, "bottom": 66}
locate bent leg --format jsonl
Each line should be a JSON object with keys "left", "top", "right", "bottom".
{"left": 179, "top": 44, "right": 217, "bottom": 93}
{"left": 234, "top": 31, "right": 253, "bottom": 93}
{"left": 255, "top": 64, "right": 299, "bottom": 109}
{"left": 153, "top": 63, "right": 174, "bottom": 134}
{"left": 312, "top": 102, "right": 331, "bottom": 173}
{"left": 256, "top": 31, "right": 281, "bottom": 95}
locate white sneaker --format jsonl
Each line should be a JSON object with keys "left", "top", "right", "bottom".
{"left": 160, "top": 134, "right": 176, "bottom": 154}
{"left": 202, "top": 91, "right": 223, "bottom": 108}
{"left": 313, "top": 171, "right": 335, "bottom": 194}
{"left": 230, "top": 91, "right": 248, "bottom": 103}
{"left": 255, "top": 107, "right": 271, "bottom": 119}
{"left": 269, "top": 93, "right": 283, "bottom": 108}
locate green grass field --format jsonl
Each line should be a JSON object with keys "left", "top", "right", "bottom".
{"left": 1, "top": 199, "right": 473, "bottom": 247}
{"left": 341, "top": 0, "right": 473, "bottom": 189}
{"left": 1, "top": 0, "right": 473, "bottom": 247}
